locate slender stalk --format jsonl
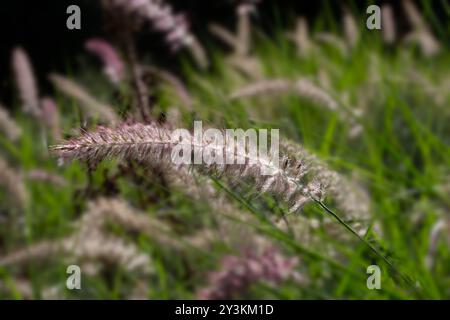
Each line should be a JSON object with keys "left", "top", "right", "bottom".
{"left": 124, "top": 32, "right": 151, "bottom": 122}
{"left": 314, "top": 198, "right": 415, "bottom": 289}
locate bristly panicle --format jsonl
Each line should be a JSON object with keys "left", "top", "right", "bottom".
{"left": 0, "top": 199, "right": 155, "bottom": 276}
{"left": 104, "top": 0, "right": 208, "bottom": 69}
{"left": 401, "top": 0, "right": 441, "bottom": 57}
{"left": 49, "top": 74, "right": 119, "bottom": 124}
{"left": 11, "top": 47, "right": 41, "bottom": 118}
{"left": 197, "top": 245, "right": 305, "bottom": 300}
{"left": 78, "top": 197, "right": 181, "bottom": 248}
{"left": 230, "top": 78, "right": 339, "bottom": 111}
{"left": 342, "top": 6, "right": 359, "bottom": 50}
{"left": 280, "top": 139, "right": 371, "bottom": 221}
{"left": 286, "top": 17, "right": 313, "bottom": 57}
{"left": 229, "top": 79, "right": 292, "bottom": 99}
{"left": 51, "top": 123, "right": 325, "bottom": 212}
{"left": 85, "top": 38, "right": 125, "bottom": 84}
{"left": 65, "top": 230, "right": 153, "bottom": 276}
{"left": 0, "top": 231, "right": 153, "bottom": 276}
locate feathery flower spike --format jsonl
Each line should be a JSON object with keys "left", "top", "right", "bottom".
{"left": 49, "top": 74, "right": 119, "bottom": 124}
{"left": 85, "top": 38, "right": 125, "bottom": 84}
{"left": 51, "top": 123, "right": 324, "bottom": 212}
{"left": 11, "top": 47, "right": 40, "bottom": 118}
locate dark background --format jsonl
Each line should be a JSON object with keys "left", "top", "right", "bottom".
{"left": 0, "top": 0, "right": 447, "bottom": 103}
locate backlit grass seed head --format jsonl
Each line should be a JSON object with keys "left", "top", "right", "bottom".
{"left": 401, "top": 0, "right": 427, "bottom": 31}
{"left": 51, "top": 123, "right": 323, "bottom": 212}
{"left": 86, "top": 197, "right": 223, "bottom": 251}
{"left": 208, "top": 3, "right": 262, "bottom": 79}
{"left": 209, "top": 23, "right": 239, "bottom": 52}
{"left": 404, "top": 31, "right": 441, "bottom": 58}
{"left": 77, "top": 197, "right": 222, "bottom": 258}
{"left": 227, "top": 55, "right": 263, "bottom": 80}
{"left": 280, "top": 139, "right": 371, "bottom": 220}
{"left": 0, "top": 224, "right": 152, "bottom": 276}
{"left": 106, "top": 0, "right": 190, "bottom": 51}
{"left": 342, "top": 7, "right": 359, "bottom": 49}
{"left": 236, "top": 3, "right": 255, "bottom": 57}
{"left": 105, "top": 0, "right": 208, "bottom": 68}
{"left": 0, "top": 239, "right": 63, "bottom": 268}
{"left": 64, "top": 230, "right": 152, "bottom": 275}
{"left": 85, "top": 38, "right": 125, "bottom": 84}
{"left": 287, "top": 17, "right": 313, "bottom": 56}
{"left": 401, "top": 0, "right": 441, "bottom": 57}
{"left": 229, "top": 79, "right": 292, "bottom": 100}
{"left": 230, "top": 78, "right": 339, "bottom": 111}
{"left": 295, "top": 79, "right": 339, "bottom": 111}
{"left": 197, "top": 246, "right": 303, "bottom": 300}
{"left": 11, "top": 47, "right": 40, "bottom": 118}
{"left": 78, "top": 197, "right": 180, "bottom": 249}
{"left": 209, "top": 0, "right": 260, "bottom": 58}
{"left": 49, "top": 74, "right": 119, "bottom": 124}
